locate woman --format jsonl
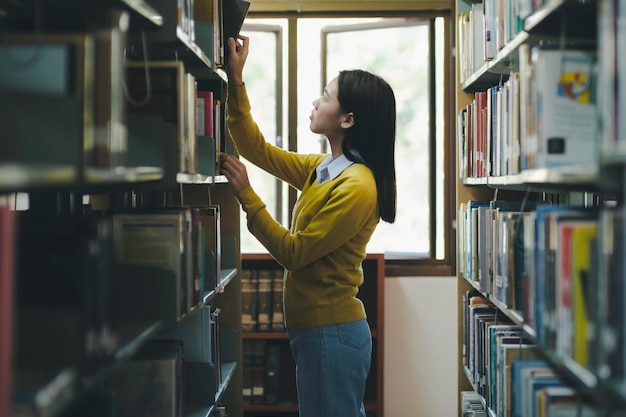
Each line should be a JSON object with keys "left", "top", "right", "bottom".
{"left": 220, "top": 35, "right": 397, "bottom": 417}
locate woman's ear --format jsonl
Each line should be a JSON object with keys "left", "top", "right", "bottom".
{"left": 341, "top": 112, "right": 355, "bottom": 129}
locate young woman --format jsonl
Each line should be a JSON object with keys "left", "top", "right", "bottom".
{"left": 220, "top": 35, "right": 397, "bottom": 417}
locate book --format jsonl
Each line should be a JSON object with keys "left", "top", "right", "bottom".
{"left": 125, "top": 61, "right": 197, "bottom": 175}
{"left": 104, "top": 340, "right": 183, "bottom": 417}
{"left": 527, "top": 47, "right": 598, "bottom": 170}
{"left": 92, "top": 11, "right": 128, "bottom": 170}
{"left": 250, "top": 339, "right": 266, "bottom": 404}
{"left": 595, "top": 208, "right": 626, "bottom": 379}
{"left": 210, "top": 307, "right": 222, "bottom": 389}
{"left": 193, "top": 0, "right": 222, "bottom": 64}
{"left": 16, "top": 214, "right": 116, "bottom": 369}
{"left": 497, "top": 340, "right": 540, "bottom": 417}
{"left": 0, "top": 34, "right": 93, "bottom": 169}
{"left": 196, "top": 90, "right": 214, "bottom": 137}
{"left": 571, "top": 222, "right": 598, "bottom": 368}
{"left": 196, "top": 90, "right": 218, "bottom": 176}
{"left": 241, "top": 269, "right": 258, "bottom": 332}
{"left": 112, "top": 209, "right": 193, "bottom": 318}
{"left": 486, "top": 323, "right": 519, "bottom": 409}
{"left": 264, "top": 341, "right": 282, "bottom": 404}
{"left": 256, "top": 270, "right": 272, "bottom": 331}
{"left": 510, "top": 359, "right": 551, "bottom": 417}
{"left": 170, "top": 305, "right": 213, "bottom": 363}
{"left": 198, "top": 205, "right": 221, "bottom": 292}
{"left": 271, "top": 268, "right": 285, "bottom": 331}
{"left": 242, "top": 340, "right": 253, "bottom": 404}
{"left": 222, "top": 0, "right": 250, "bottom": 64}
{"left": 0, "top": 206, "right": 15, "bottom": 417}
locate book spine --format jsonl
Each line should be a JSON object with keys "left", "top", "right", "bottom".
{"left": 256, "top": 270, "right": 272, "bottom": 332}
{"left": 0, "top": 206, "right": 15, "bottom": 417}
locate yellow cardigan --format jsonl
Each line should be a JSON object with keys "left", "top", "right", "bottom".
{"left": 227, "top": 83, "right": 379, "bottom": 329}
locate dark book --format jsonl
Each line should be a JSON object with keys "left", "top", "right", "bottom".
{"left": 15, "top": 213, "right": 115, "bottom": 370}
{"left": 170, "top": 305, "right": 213, "bottom": 363}
{"left": 92, "top": 10, "right": 127, "bottom": 170}
{"left": 263, "top": 342, "right": 281, "bottom": 405}
{"left": 256, "top": 270, "right": 272, "bottom": 332}
{"left": 112, "top": 209, "right": 193, "bottom": 317}
{"left": 271, "top": 269, "right": 285, "bottom": 331}
{"left": 241, "top": 269, "right": 258, "bottom": 332}
{"left": 242, "top": 340, "right": 253, "bottom": 405}
{"left": 125, "top": 61, "right": 197, "bottom": 174}
{"left": 250, "top": 340, "right": 266, "bottom": 405}
{"left": 104, "top": 339, "right": 183, "bottom": 417}
{"left": 201, "top": 206, "right": 221, "bottom": 291}
{"left": 222, "top": 0, "right": 250, "bottom": 64}
{"left": 210, "top": 307, "right": 222, "bottom": 389}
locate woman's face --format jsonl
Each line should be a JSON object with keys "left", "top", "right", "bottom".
{"left": 309, "top": 77, "right": 348, "bottom": 140}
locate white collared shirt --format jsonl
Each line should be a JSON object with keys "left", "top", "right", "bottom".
{"left": 316, "top": 153, "right": 357, "bottom": 183}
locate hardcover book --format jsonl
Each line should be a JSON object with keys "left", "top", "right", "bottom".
{"left": 104, "top": 340, "right": 183, "bottom": 417}
{"left": 112, "top": 209, "right": 193, "bottom": 317}
{"left": 0, "top": 206, "right": 15, "bottom": 417}
{"left": 222, "top": 0, "right": 250, "bottom": 64}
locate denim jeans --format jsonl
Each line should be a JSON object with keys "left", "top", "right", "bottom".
{"left": 287, "top": 319, "right": 372, "bottom": 417}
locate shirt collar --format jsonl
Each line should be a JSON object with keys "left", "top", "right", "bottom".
{"left": 316, "top": 151, "right": 360, "bottom": 183}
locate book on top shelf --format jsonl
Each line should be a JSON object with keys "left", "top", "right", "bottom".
{"left": 522, "top": 47, "right": 598, "bottom": 171}
{"left": 222, "top": 0, "right": 250, "bottom": 64}
{"left": 125, "top": 61, "right": 198, "bottom": 175}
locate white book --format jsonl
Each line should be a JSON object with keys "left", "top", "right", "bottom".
{"left": 530, "top": 48, "right": 598, "bottom": 170}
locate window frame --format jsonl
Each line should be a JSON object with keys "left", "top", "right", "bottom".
{"left": 246, "top": 9, "right": 456, "bottom": 277}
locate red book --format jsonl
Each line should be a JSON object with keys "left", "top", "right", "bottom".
{"left": 197, "top": 90, "right": 214, "bottom": 137}
{"left": 0, "top": 206, "right": 16, "bottom": 417}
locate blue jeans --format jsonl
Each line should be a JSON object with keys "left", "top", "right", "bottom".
{"left": 287, "top": 319, "right": 372, "bottom": 417}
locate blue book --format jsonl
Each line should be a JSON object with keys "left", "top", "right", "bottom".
{"left": 510, "top": 359, "right": 550, "bottom": 417}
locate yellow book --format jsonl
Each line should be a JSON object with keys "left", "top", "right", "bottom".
{"left": 570, "top": 222, "right": 597, "bottom": 367}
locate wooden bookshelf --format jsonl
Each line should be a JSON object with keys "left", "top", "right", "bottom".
{"left": 455, "top": 0, "right": 626, "bottom": 415}
{"left": 240, "top": 252, "right": 385, "bottom": 417}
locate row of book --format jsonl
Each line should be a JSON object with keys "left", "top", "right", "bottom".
{"left": 463, "top": 291, "right": 621, "bottom": 417}
{"left": 458, "top": 0, "right": 526, "bottom": 81}
{"left": 242, "top": 340, "right": 291, "bottom": 406}
{"left": 458, "top": 45, "right": 597, "bottom": 178}
{"left": 0, "top": 39, "right": 224, "bottom": 179}
{"left": 11, "top": 203, "right": 224, "bottom": 362}
{"left": 126, "top": 60, "right": 224, "bottom": 178}
{"left": 459, "top": 0, "right": 626, "bottom": 174}
{"left": 458, "top": 200, "right": 626, "bottom": 387}
{"left": 241, "top": 268, "right": 285, "bottom": 332}
{"left": 178, "top": 0, "right": 250, "bottom": 67}
{"left": 458, "top": 0, "right": 595, "bottom": 82}
{"left": 3, "top": 203, "right": 232, "bottom": 413}
{"left": 103, "top": 306, "right": 223, "bottom": 417}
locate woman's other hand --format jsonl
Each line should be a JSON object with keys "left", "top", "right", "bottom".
{"left": 226, "top": 35, "right": 249, "bottom": 87}
{"left": 219, "top": 152, "right": 251, "bottom": 194}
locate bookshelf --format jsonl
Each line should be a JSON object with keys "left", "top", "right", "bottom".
{"left": 240, "top": 253, "right": 385, "bottom": 417}
{"left": 0, "top": 1, "right": 243, "bottom": 417}
{"left": 455, "top": 0, "right": 626, "bottom": 415}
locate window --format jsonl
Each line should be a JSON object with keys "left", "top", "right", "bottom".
{"left": 237, "top": 11, "right": 455, "bottom": 276}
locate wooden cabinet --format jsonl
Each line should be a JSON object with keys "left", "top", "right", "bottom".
{"left": 240, "top": 253, "right": 385, "bottom": 417}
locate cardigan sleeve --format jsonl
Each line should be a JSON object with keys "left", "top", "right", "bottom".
{"left": 227, "top": 83, "right": 325, "bottom": 191}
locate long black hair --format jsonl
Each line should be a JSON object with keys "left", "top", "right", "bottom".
{"left": 337, "top": 69, "right": 397, "bottom": 223}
